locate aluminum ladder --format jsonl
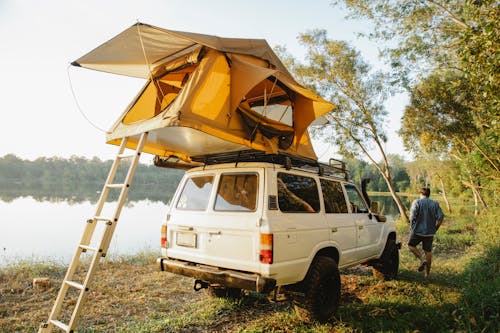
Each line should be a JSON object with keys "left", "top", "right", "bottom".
{"left": 39, "top": 132, "right": 148, "bottom": 332}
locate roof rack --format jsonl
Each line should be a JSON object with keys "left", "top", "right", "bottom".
{"left": 190, "top": 149, "right": 349, "bottom": 181}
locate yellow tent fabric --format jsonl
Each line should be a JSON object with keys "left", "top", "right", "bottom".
{"left": 72, "top": 23, "right": 335, "bottom": 163}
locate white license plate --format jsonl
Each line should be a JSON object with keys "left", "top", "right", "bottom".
{"left": 176, "top": 232, "right": 197, "bottom": 248}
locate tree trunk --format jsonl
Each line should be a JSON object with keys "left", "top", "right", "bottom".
{"left": 380, "top": 170, "right": 409, "bottom": 222}
{"left": 471, "top": 183, "right": 488, "bottom": 210}
{"left": 472, "top": 187, "right": 479, "bottom": 216}
{"left": 439, "top": 178, "right": 452, "bottom": 213}
{"left": 388, "top": 183, "right": 409, "bottom": 222}
{"left": 463, "top": 179, "right": 488, "bottom": 213}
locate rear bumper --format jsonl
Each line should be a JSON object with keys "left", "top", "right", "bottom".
{"left": 157, "top": 258, "right": 276, "bottom": 293}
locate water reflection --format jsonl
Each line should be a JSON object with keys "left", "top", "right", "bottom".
{"left": 0, "top": 183, "right": 176, "bottom": 204}
{"left": 370, "top": 194, "right": 412, "bottom": 217}
{"left": 0, "top": 197, "right": 170, "bottom": 266}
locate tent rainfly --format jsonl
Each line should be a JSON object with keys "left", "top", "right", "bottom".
{"left": 72, "top": 23, "right": 335, "bottom": 166}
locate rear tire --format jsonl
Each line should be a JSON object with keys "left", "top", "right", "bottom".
{"left": 293, "top": 256, "right": 341, "bottom": 323}
{"left": 372, "top": 239, "right": 399, "bottom": 281}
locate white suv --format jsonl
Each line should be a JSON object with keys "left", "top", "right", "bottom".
{"left": 156, "top": 151, "right": 399, "bottom": 322}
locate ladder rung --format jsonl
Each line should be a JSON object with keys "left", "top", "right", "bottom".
{"left": 117, "top": 153, "right": 137, "bottom": 159}
{"left": 93, "top": 216, "right": 113, "bottom": 222}
{"left": 65, "top": 280, "right": 85, "bottom": 291}
{"left": 79, "top": 244, "right": 99, "bottom": 252}
{"left": 50, "top": 319, "right": 69, "bottom": 331}
{"left": 106, "top": 183, "right": 126, "bottom": 189}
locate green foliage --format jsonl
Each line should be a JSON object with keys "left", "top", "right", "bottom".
{"left": 333, "top": 0, "right": 499, "bottom": 210}
{"left": 344, "top": 155, "right": 410, "bottom": 192}
{"left": 0, "top": 154, "right": 184, "bottom": 203}
{"left": 295, "top": 31, "right": 389, "bottom": 160}
{"left": 457, "top": 212, "right": 500, "bottom": 331}
{"left": 400, "top": 72, "right": 476, "bottom": 154}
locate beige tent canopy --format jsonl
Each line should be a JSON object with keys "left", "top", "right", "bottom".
{"left": 72, "top": 23, "right": 335, "bottom": 164}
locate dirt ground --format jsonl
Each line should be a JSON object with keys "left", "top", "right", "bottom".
{"left": 0, "top": 261, "right": 374, "bottom": 332}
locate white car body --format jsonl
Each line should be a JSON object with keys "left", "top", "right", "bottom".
{"left": 158, "top": 160, "right": 397, "bottom": 292}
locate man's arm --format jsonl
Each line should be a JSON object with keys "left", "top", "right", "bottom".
{"left": 435, "top": 202, "right": 444, "bottom": 231}
{"left": 409, "top": 200, "right": 418, "bottom": 225}
{"left": 436, "top": 219, "right": 443, "bottom": 231}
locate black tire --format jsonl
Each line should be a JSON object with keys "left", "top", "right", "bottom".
{"left": 293, "top": 256, "right": 341, "bottom": 323}
{"left": 372, "top": 239, "right": 399, "bottom": 281}
{"left": 207, "top": 285, "right": 242, "bottom": 299}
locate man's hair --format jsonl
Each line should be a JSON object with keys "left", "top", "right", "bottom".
{"left": 420, "top": 187, "right": 431, "bottom": 197}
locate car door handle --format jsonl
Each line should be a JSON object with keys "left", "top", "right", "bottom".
{"left": 209, "top": 231, "right": 222, "bottom": 236}
{"left": 331, "top": 227, "right": 338, "bottom": 233}
{"left": 358, "top": 225, "right": 364, "bottom": 230}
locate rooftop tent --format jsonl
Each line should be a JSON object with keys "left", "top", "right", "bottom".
{"left": 72, "top": 23, "right": 335, "bottom": 163}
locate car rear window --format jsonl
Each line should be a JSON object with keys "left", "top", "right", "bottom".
{"left": 214, "top": 173, "right": 258, "bottom": 211}
{"left": 176, "top": 175, "right": 214, "bottom": 210}
{"left": 277, "top": 173, "right": 319, "bottom": 213}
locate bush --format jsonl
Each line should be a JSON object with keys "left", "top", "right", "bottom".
{"left": 457, "top": 212, "right": 500, "bottom": 332}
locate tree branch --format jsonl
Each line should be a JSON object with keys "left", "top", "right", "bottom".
{"left": 425, "top": 0, "right": 470, "bottom": 29}
{"left": 469, "top": 138, "right": 500, "bottom": 174}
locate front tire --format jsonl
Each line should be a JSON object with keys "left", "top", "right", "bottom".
{"left": 293, "top": 256, "right": 341, "bottom": 323}
{"left": 372, "top": 239, "right": 399, "bottom": 281}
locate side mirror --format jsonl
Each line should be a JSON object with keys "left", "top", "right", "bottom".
{"left": 370, "top": 201, "right": 379, "bottom": 214}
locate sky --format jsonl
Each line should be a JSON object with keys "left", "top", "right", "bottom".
{"left": 0, "top": 0, "right": 408, "bottom": 162}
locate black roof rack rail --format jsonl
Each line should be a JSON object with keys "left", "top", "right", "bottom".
{"left": 190, "top": 149, "right": 349, "bottom": 180}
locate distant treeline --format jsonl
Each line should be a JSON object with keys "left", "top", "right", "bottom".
{"left": 0, "top": 154, "right": 184, "bottom": 203}
{"left": 0, "top": 154, "right": 413, "bottom": 201}
{"left": 343, "top": 155, "right": 410, "bottom": 193}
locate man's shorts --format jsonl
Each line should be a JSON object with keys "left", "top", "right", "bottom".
{"left": 408, "top": 233, "right": 434, "bottom": 252}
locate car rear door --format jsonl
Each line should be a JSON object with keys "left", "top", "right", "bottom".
{"left": 167, "top": 169, "right": 263, "bottom": 273}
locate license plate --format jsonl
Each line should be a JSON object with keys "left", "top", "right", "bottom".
{"left": 176, "top": 232, "right": 197, "bottom": 248}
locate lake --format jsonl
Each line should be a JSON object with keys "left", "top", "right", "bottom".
{"left": 0, "top": 187, "right": 409, "bottom": 265}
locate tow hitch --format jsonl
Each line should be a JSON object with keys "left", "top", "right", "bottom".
{"left": 194, "top": 279, "right": 209, "bottom": 291}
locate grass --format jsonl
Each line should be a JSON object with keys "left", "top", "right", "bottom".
{"left": 1, "top": 210, "right": 498, "bottom": 332}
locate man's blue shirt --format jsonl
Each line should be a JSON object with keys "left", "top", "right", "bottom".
{"left": 409, "top": 197, "right": 444, "bottom": 236}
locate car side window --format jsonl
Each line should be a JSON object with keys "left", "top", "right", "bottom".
{"left": 176, "top": 175, "right": 214, "bottom": 210}
{"left": 344, "top": 184, "right": 369, "bottom": 213}
{"left": 277, "top": 172, "right": 319, "bottom": 213}
{"left": 320, "top": 179, "right": 348, "bottom": 213}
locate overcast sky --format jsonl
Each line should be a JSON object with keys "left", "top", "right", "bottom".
{"left": 0, "top": 0, "right": 408, "bottom": 162}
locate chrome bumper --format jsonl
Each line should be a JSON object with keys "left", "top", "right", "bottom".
{"left": 157, "top": 258, "right": 276, "bottom": 293}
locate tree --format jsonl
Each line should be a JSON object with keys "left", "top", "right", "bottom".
{"left": 291, "top": 30, "right": 409, "bottom": 221}
{"left": 400, "top": 71, "right": 496, "bottom": 210}
{"left": 406, "top": 157, "right": 459, "bottom": 214}
{"left": 333, "top": 0, "right": 500, "bottom": 208}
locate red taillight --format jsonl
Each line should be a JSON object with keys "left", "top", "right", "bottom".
{"left": 259, "top": 233, "right": 273, "bottom": 264}
{"left": 161, "top": 224, "right": 167, "bottom": 248}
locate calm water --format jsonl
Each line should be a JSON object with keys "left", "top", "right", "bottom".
{"left": 0, "top": 190, "right": 408, "bottom": 265}
{"left": 0, "top": 197, "right": 168, "bottom": 265}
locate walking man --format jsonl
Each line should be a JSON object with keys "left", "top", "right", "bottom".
{"left": 408, "top": 187, "right": 444, "bottom": 279}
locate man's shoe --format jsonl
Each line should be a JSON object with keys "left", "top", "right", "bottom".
{"left": 418, "top": 261, "right": 427, "bottom": 272}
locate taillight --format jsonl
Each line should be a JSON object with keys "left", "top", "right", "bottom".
{"left": 161, "top": 224, "right": 167, "bottom": 248}
{"left": 259, "top": 233, "right": 273, "bottom": 264}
